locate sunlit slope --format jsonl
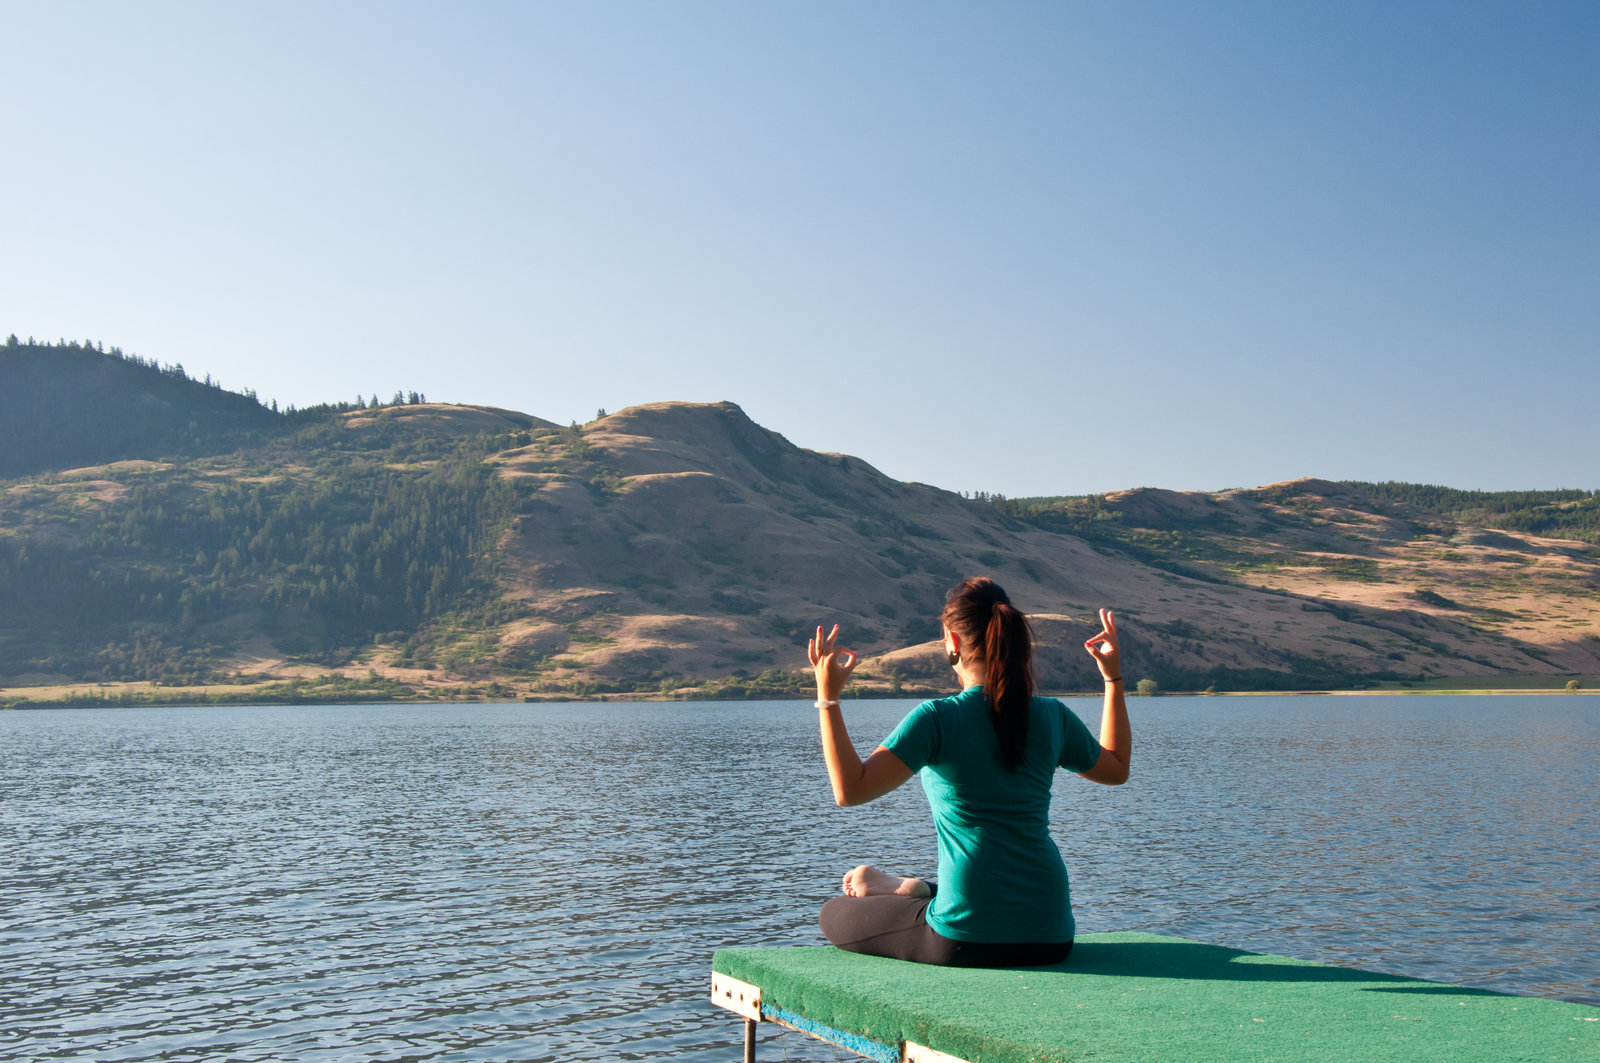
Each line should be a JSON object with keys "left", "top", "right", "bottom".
{"left": 480, "top": 403, "right": 1600, "bottom": 692}
{"left": 1020, "top": 480, "right": 1600, "bottom": 681}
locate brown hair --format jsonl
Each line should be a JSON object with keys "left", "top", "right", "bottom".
{"left": 943, "top": 577, "right": 1034, "bottom": 770}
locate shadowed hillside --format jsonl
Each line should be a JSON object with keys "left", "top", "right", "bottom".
{"left": 0, "top": 339, "right": 285, "bottom": 477}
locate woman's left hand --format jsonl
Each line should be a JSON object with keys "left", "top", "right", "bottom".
{"left": 808, "top": 623, "right": 860, "bottom": 702}
{"left": 1084, "top": 607, "right": 1121, "bottom": 681}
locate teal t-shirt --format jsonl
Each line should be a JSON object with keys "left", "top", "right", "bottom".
{"left": 881, "top": 685, "right": 1103, "bottom": 944}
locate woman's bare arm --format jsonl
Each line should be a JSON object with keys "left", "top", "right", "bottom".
{"left": 810, "top": 624, "right": 915, "bottom": 806}
{"left": 819, "top": 725, "right": 914, "bottom": 806}
{"left": 1078, "top": 608, "right": 1131, "bottom": 786}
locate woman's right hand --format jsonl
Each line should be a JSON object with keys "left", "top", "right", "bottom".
{"left": 808, "top": 623, "right": 859, "bottom": 702}
{"left": 1080, "top": 608, "right": 1131, "bottom": 786}
{"left": 1084, "top": 608, "right": 1121, "bottom": 680}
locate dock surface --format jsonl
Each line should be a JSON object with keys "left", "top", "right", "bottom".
{"left": 712, "top": 931, "right": 1598, "bottom": 1062}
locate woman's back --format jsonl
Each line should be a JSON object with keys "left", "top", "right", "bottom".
{"left": 884, "top": 687, "right": 1101, "bottom": 943}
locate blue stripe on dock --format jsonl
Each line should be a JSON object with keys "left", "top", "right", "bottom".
{"left": 762, "top": 1002, "right": 900, "bottom": 1062}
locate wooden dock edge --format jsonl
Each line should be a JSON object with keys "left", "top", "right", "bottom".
{"left": 711, "top": 971, "right": 970, "bottom": 1063}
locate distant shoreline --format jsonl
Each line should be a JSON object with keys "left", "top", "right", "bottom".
{"left": 4, "top": 682, "right": 1595, "bottom": 710}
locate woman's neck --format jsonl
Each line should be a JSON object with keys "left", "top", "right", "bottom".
{"left": 953, "top": 661, "right": 984, "bottom": 690}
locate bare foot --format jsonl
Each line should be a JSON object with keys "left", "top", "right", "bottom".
{"left": 841, "top": 864, "right": 931, "bottom": 898}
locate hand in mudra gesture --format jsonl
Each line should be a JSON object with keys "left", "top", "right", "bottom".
{"left": 808, "top": 624, "right": 859, "bottom": 702}
{"left": 1083, "top": 608, "right": 1121, "bottom": 680}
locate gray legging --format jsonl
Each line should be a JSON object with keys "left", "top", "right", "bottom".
{"left": 818, "top": 892, "right": 1072, "bottom": 968}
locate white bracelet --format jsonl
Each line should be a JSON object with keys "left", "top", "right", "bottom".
{"left": 815, "top": 699, "right": 841, "bottom": 710}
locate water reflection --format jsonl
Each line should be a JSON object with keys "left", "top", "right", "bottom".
{"left": 1, "top": 695, "right": 1595, "bottom": 1061}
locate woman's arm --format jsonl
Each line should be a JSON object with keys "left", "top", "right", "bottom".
{"left": 810, "top": 624, "right": 915, "bottom": 807}
{"left": 1078, "top": 608, "right": 1132, "bottom": 786}
{"left": 818, "top": 720, "right": 915, "bottom": 807}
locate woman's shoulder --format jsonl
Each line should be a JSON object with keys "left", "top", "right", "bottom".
{"left": 1027, "top": 694, "right": 1082, "bottom": 730}
{"left": 1028, "top": 692, "right": 1068, "bottom": 713}
{"left": 927, "top": 686, "right": 988, "bottom": 709}
{"left": 909, "top": 691, "right": 963, "bottom": 718}
{"left": 1029, "top": 693, "right": 1094, "bottom": 739}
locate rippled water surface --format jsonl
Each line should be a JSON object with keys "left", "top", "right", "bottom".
{"left": 3, "top": 695, "right": 1597, "bottom": 1061}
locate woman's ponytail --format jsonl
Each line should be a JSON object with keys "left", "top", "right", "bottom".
{"left": 984, "top": 602, "right": 1033, "bottom": 770}
{"left": 943, "top": 578, "right": 1036, "bottom": 771}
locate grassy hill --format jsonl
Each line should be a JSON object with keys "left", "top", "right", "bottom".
{"left": 473, "top": 408, "right": 1600, "bottom": 697}
{"left": 2, "top": 346, "right": 1598, "bottom": 705}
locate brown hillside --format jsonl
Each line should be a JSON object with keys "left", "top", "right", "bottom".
{"left": 342, "top": 403, "right": 556, "bottom": 436}
{"left": 475, "top": 403, "right": 1600, "bottom": 694}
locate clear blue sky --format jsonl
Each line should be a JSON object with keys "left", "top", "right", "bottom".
{"left": 3, "top": 1, "right": 1595, "bottom": 496}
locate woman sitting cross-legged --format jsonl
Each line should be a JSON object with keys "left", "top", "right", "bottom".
{"left": 808, "top": 577, "right": 1131, "bottom": 968}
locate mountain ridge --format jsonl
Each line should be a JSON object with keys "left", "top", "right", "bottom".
{"left": 3, "top": 345, "right": 1598, "bottom": 703}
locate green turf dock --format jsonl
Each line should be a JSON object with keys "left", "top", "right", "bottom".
{"left": 710, "top": 932, "right": 1598, "bottom": 1062}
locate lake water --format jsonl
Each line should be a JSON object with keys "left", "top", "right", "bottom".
{"left": 2, "top": 695, "right": 1597, "bottom": 1061}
